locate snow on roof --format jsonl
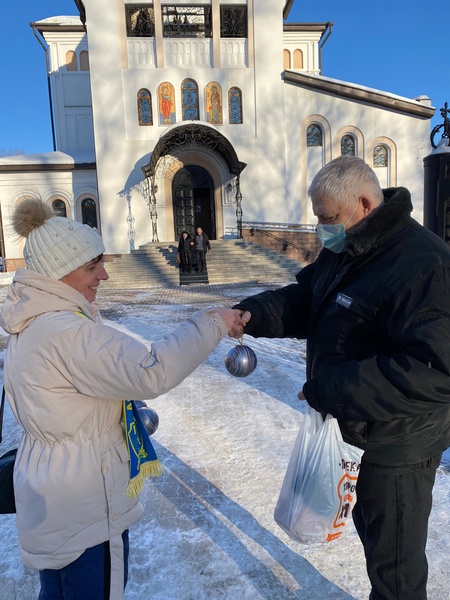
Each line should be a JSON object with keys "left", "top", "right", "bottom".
{"left": 33, "top": 16, "right": 81, "bottom": 26}
{"left": 0, "top": 150, "right": 95, "bottom": 166}
{"left": 431, "top": 138, "right": 450, "bottom": 154}
{"left": 288, "top": 70, "right": 433, "bottom": 109}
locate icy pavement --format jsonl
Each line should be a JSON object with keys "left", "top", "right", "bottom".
{"left": 0, "top": 282, "right": 449, "bottom": 599}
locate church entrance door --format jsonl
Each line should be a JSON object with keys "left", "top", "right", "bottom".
{"left": 172, "top": 165, "right": 215, "bottom": 240}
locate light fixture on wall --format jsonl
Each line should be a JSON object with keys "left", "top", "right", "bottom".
{"left": 226, "top": 182, "right": 233, "bottom": 193}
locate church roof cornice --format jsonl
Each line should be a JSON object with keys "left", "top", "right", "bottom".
{"left": 283, "top": 0, "right": 295, "bottom": 20}
{"left": 284, "top": 71, "right": 435, "bottom": 119}
{"left": 0, "top": 163, "right": 96, "bottom": 173}
{"left": 31, "top": 17, "right": 85, "bottom": 34}
{"left": 283, "top": 22, "right": 331, "bottom": 34}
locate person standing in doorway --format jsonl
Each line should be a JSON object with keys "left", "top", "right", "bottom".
{"left": 194, "top": 227, "right": 211, "bottom": 273}
{"left": 177, "top": 230, "right": 194, "bottom": 273}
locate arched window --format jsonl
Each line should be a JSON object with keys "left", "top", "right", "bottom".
{"left": 181, "top": 79, "right": 199, "bottom": 120}
{"left": 293, "top": 49, "right": 303, "bottom": 69}
{"left": 66, "top": 51, "right": 77, "bottom": 71}
{"left": 81, "top": 199, "right": 98, "bottom": 229}
{"left": 228, "top": 87, "right": 243, "bottom": 124}
{"left": 373, "top": 145, "right": 388, "bottom": 167}
{"left": 80, "top": 51, "right": 89, "bottom": 71}
{"left": 158, "top": 82, "right": 175, "bottom": 125}
{"left": 52, "top": 199, "right": 67, "bottom": 217}
{"left": 205, "top": 82, "right": 222, "bottom": 125}
{"left": 341, "top": 135, "right": 356, "bottom": 156}
{"left": 137, "top": 88, "right": 153, "bottom": 126}
{"left": 307, "top": 125, "right": 323, "bottom": 147}
{"left": 283, "top": 49, "right": 291, "bottom": 69}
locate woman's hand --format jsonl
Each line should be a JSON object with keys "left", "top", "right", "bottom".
{"left": 213, "top": 308, "right": 251, "bottom": 338}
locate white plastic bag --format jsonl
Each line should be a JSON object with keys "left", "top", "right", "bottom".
{"left": 274, "top": 404, "right": 364, "bottom": 544}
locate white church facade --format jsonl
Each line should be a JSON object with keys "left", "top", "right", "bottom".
{"left": 0, "top": 0, "right": 435, "bottom": 269}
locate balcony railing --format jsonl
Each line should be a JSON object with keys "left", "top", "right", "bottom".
{"left": 221, "top": 39, "right": 247, "bottom": 68}
{"left": 164, "top": 39, "right": 212, "bottom": 67}
{"left": 127, "top": 38, "right": 247, "bottom": 68}
{"left": 127, "top": 39, "right": 156, "bottom": 68}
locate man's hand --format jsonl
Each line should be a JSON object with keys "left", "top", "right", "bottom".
{"left": 298, "top": 391, "right": 306, "bottom": 400}
{"left": 230, "top": 309, "right": 251, "bottom": 338}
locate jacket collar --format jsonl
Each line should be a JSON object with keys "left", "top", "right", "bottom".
{"left": 345, "top": 187, "right": 413, "bottom": 257}
{"left": 0, "top": 269, "right": 99, "bottom": 334}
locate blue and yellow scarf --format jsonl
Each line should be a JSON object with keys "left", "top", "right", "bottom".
{"left": 122, "top": 400, "right": 163, "bottom": 497}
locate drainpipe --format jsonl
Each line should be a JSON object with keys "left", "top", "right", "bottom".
{"left": 318, "top": 22, "right": 333, "bottom": 75}
{"left": 31, "top": 23, "right": 57, "bottom": 151}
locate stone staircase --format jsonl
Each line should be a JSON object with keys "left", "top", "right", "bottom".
{"left": 101, "top": 240, "right": 304, "bottom": 289}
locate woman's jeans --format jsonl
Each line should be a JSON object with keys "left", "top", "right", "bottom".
{"left": 38, "top": 530, "right": 129, "bottom": 600}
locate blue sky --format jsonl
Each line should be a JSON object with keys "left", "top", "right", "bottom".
{"left": 0, "top": 0, "right": 447, "bottom": 155}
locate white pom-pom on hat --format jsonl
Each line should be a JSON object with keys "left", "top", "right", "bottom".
{"left": 12, "top": 198, "right": 105, "bottom": 280}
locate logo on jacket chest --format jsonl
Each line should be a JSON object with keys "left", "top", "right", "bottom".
{"left": 336, "top": 292, "right": 354, "bottom": 309}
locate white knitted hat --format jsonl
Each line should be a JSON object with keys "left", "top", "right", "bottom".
{"left": 13, "top": 198, "right": 105, "bottom": 280}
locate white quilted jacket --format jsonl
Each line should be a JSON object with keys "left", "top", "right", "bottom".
{"left": 0, "top": 269, "right": 227, "bottom": 599}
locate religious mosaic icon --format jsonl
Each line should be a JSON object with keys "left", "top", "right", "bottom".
{"left": 159, "top": 82, "right": 176, "bottom": 125}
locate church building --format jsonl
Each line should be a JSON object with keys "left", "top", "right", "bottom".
{"left": 0, "top": 0, "right": 435, "bottom": 269}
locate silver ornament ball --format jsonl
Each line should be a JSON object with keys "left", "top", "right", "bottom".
{"left": 224, "top": 344, "right": 257, "bottom": 377}
{"left": 138, "top": 406, "right": 160, "bottom": 436}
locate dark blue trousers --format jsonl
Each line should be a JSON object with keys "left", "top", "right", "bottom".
{"left": 352, "top": 454, "right": 441, "bottom": 600}
{"left": 38, "top": 530, "right": 129, "bottom": 600}
{"left": 195, "top": 250, "right": 206, "bottom": 272}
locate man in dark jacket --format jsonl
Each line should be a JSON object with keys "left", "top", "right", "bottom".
{"left": 177, "top": 230, "right": 194, "bottom": 273}
{"left": 194, "top": 227, "right": 211, "bottom": 272}
{"left": 233, "top": 156, "right": 450, "bottom": 600}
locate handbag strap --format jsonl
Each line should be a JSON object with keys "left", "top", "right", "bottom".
{"left": 0, "top": 387, "right": 5, "bottom": 444}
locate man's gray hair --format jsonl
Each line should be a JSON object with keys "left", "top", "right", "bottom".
{"left": 308, "top": 156, "right": 384, "bottom": 208}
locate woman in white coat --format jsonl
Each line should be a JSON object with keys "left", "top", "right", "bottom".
{"left": 0, "top": 199, "right": 246, "bottom": 600}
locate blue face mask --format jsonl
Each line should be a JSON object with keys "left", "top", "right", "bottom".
{"left": 315, "top": 200, "right": 359, "bottom": 253}
{"left": 315, "top": 223, "right": 347, "bottom": 253}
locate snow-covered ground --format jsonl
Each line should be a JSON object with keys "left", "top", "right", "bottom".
{"left": 0, "top": 281, "right": 449, "bottom": 599}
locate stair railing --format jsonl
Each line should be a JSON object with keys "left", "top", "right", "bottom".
{"left": 242, "top": 222, "right": 319, "bottom": 262}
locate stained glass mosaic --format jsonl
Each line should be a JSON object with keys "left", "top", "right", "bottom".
{"left": 181, "top": 79, "right": 199, "bottom": 121}
{"left": 206, "top": 82, "right": 223, "bottom": 125}
{"left": 307, "top": 125, "right": 322, "bottom": 147}
{"left": 82, "top": 199, "right": 98, "bottom": 229}
{"left": 373, "top": 145, "right": 388, "bottom": 167}
{"left": 158, "top": 82, "right": 176, "bottom": 125}
{"left": 138, "top": 89, "right": 153, "bottom": 126}
{"left": 229, "top": 87, "right": 243, "bottom": 124}
{"left": 341, "top": 135, "right": 356, "bottom": 156}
